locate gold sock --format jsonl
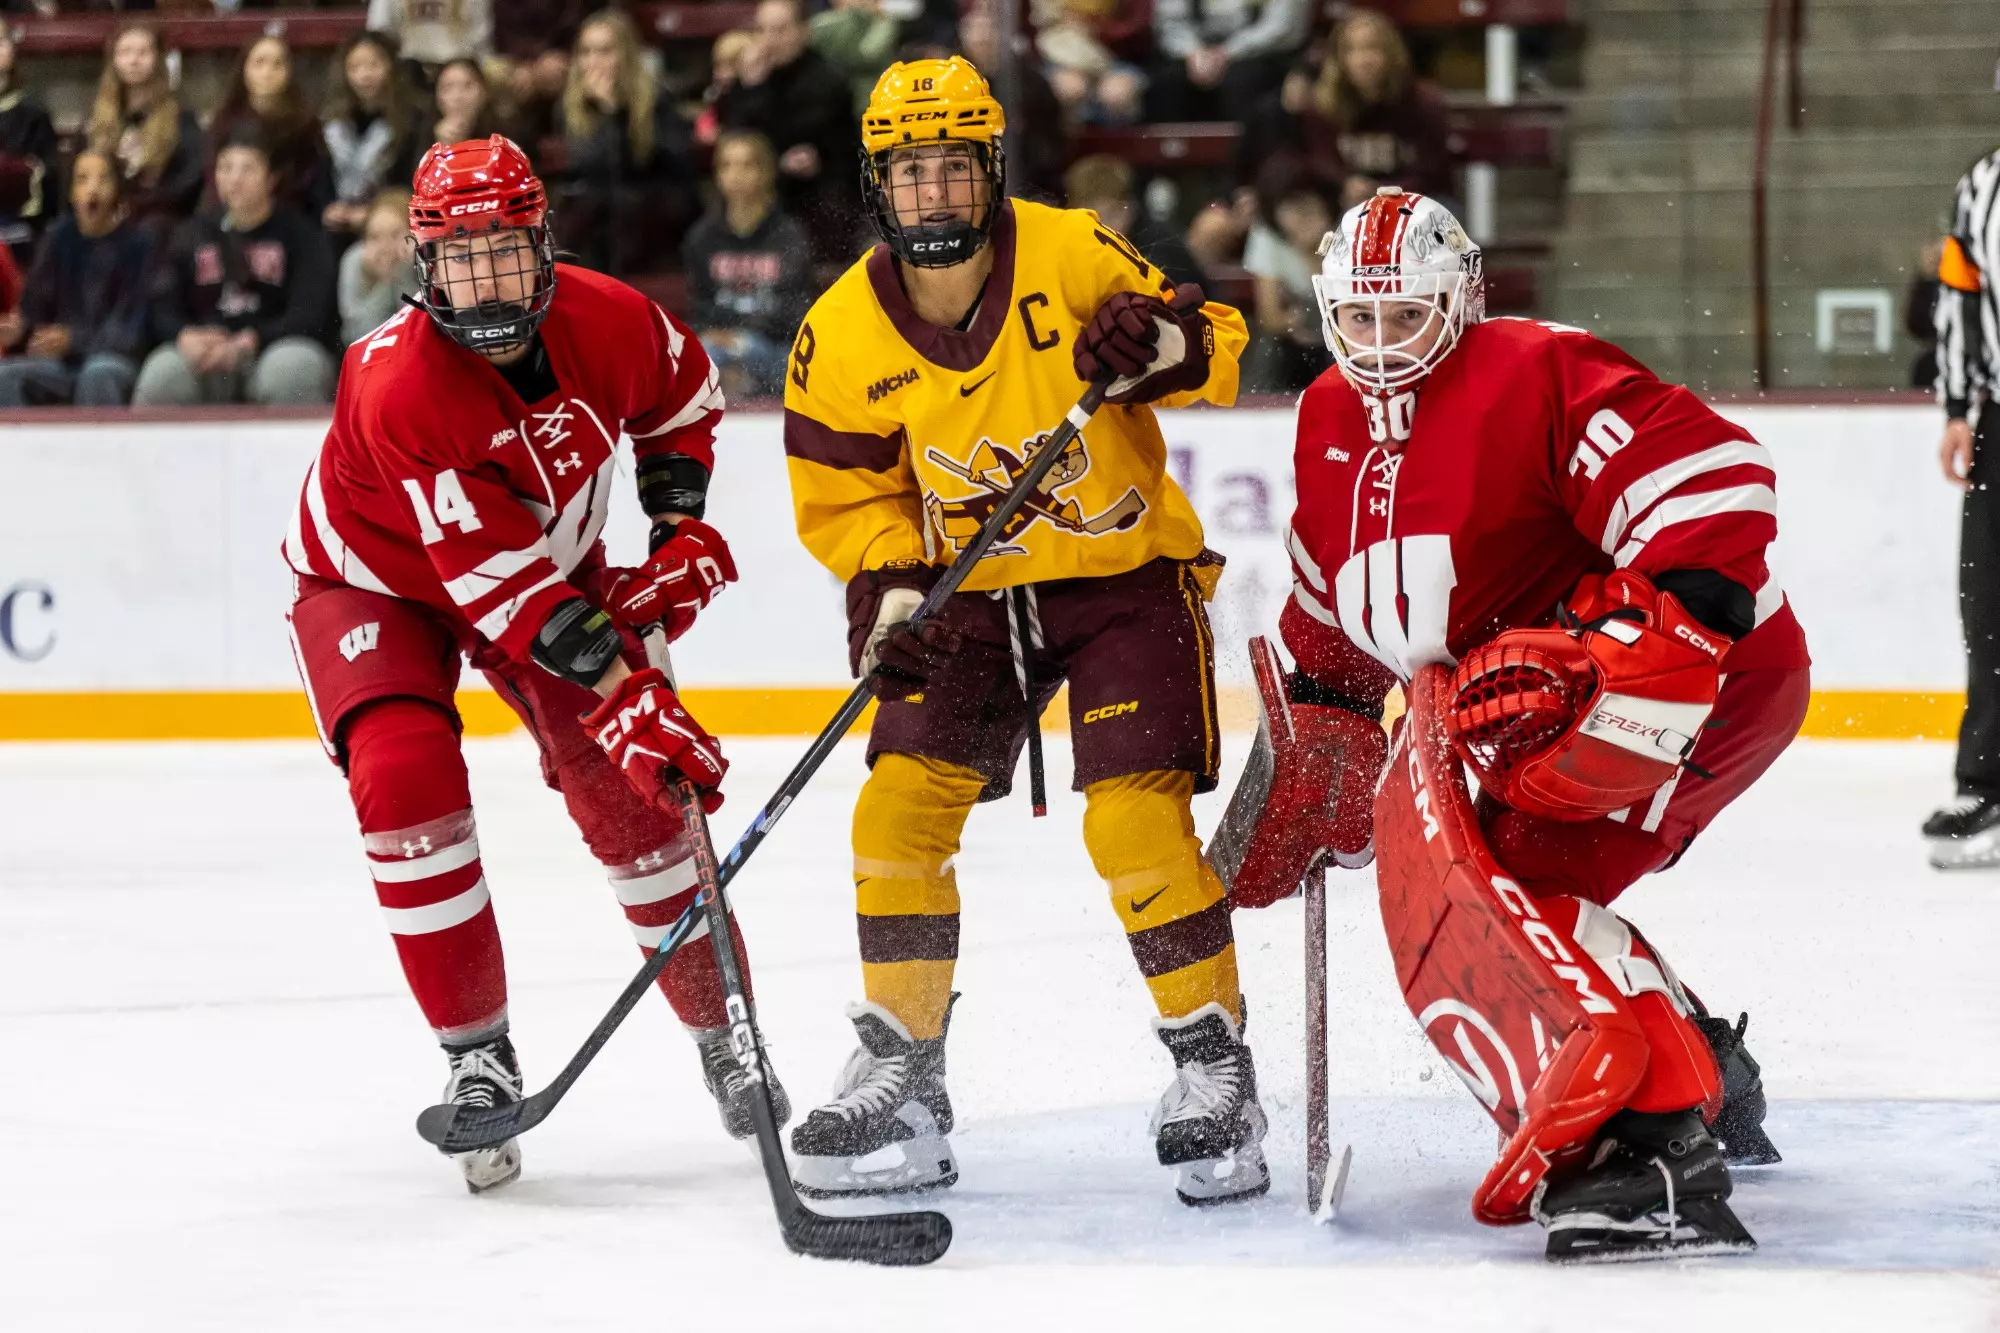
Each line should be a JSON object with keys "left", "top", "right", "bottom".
{"left": 853, "top": 753, "right": 985, "bottom": 1040}
{"left": 1083, "top": 770, "right": 1242, "bottom": 1022}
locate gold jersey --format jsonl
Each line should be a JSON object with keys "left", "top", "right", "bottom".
{"left": 781, "top": 199, "right": 1248, "bottom": 590}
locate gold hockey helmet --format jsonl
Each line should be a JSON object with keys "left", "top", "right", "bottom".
{"left": 859, "top": 58, "right": 1007, "bottom": 269}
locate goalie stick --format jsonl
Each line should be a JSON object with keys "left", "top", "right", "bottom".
{"left": 416, "top": 382, "right": 1109, "bottom": 1163}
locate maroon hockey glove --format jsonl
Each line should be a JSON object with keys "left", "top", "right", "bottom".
{"left": 845, "top": 561, "right": 941, "bottom": 674}
{"left": 1072, "top": 284, "right": 1212, "bottom": 405}
{"left": 602, "top": 518, "right": 738, "bottom": 643}
{"left": 582, "top": 667, "right": 729, "bottom": 813}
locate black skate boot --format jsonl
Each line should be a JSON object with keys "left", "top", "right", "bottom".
{"left": 1693, "top": 1009, "right": 1781, "bottom": 1165}
{"left": 440, "top": 1034, "right": 523, "bottom": 1194}
{"left": 692, "top": 1023, "right": 791, "bottom": 1140}
{"left": 1923, "top": 795, "right": 2000, "bottom": 869}
{"left": 1534, "top": 1108, "right": 1755, "bottom": 1263}
{"left": 788, "top": 996, "right": 957, "bottom": 1198}
{"left": 1150, "top": 1003, "right": 1270, "bottom": 1207}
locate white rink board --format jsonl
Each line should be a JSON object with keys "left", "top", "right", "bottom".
{"left": 0, "top": 402, "right": 1960, "bottom": 692}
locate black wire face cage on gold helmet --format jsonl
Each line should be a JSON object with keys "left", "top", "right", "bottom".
{"left": 408, "top": 136, "right": 559, "bottom": 355}
{"left": 858, "top": 58, "right": 1007, "bottom": 269}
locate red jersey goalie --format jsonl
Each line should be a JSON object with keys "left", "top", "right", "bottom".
{"left": 1216, "top": 188, "right": 1809, "bottom": 1261}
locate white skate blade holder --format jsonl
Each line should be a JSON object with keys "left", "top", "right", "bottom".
{"left": 1928, "top": 825, "right": 2000, "bottom": 870}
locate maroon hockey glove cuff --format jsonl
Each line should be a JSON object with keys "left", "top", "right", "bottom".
{"left": 1072, "top": 284, "right": 1212, "bottom": 406}
{"left": 845, "top": 561, "right": 944, "bottom": 678}
{"left": 581, "top": 667, "right": 729, "bottom": 814}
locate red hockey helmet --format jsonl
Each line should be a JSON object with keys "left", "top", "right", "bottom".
{"left": 408, "top": 135, "right": 556, "bottom": 354}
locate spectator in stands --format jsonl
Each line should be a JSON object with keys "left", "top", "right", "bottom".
{"left": 323, "top": 31, "right": 429, "bottom": 253}
{"left": 683, "top": 130, "right": 814, "bottom": 398}
{"left": 367, "top": 0, "right": 493, "bottom": 81}
{"left": 718, "top": 0, "right": 861, "bottom": 262}
{"left": 0, "top": 24, "right": 54, "bottom": 264}
{"left": 0, "top": 237, "right": 18, "bottom": 357}
{"left": 958, "top": 0, "right": 1066, "bottom": 202}
{"left": 134, "top": 125, "right": 336, "bottom": 408}
{"left": 1036, "top": 0, "right": 1150, "bottom": 126}
{"left": 1146, "top": 0, "right": 1307, "bottom": 124}
{"left": 0, "top": 150, "right": 153, "bottom": 407}
{"left": 554, "top": 8, "right": 699, "bottom": 278}
{"left": 494, "top": 0, "right": 594, "bottom": 144}
{"left": 87, "top": 22, "right": 205, "bottom": 229}
{"left": 1240, "top": 161, "right": 1334, "bottom": 393}
{"left": 694, "top": 30, "right": 757, "bottom": 149}
{"left": 811, "top": 0, "right": 901, "bottom": 116}
{"left": 432, "top": 57, "right": 499, "bottom": 146}
{"left": 1064, "top": 153, "right": 1200, "bottom": 289}
{"left": 1907, "top": 235, "right": 1945, "bottom": 391}
{"left": 339, "top": 188, "right": 418, "bottom": 346}
{"left": 208, "top": 35, "right": 332, "bottom": 219}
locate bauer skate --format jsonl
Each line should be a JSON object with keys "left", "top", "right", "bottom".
{"left": 440, "top": 1035, "right": 523, "bottom": 1193}
{"left": 1150, "top": 1003, "right": 1270, "bottom": 1207}
{"left": 1693, "top": 1008, "right": 1781, "bottom": 1166}
{"left": 692, "top": 1023, "right": 792, "bottom": 1140}
{"left": 1534, "top": 1109, "right": 1755, "bottom": 1263}
{"left": 789, "top": 997, "right": 957, "bottom": 1198}
{"left": 1924, "top": 795, "right": 2000, "bottom": 869}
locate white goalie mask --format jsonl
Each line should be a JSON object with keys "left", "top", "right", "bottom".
{"left": 1312, "top": 187, "right": 1485, "bottom": 395}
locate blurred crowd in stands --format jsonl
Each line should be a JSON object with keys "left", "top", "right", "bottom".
{"left": 0, "top": 0, "right": 1471, "bottom": 404}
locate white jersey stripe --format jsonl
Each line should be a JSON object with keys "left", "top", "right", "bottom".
{"left": 472, "top": 569, "right": 566, "bottom": 641}
{"left": 304, "top": 457, "right": 393, "bottom": 594}
{"left": 381, "top": 877, "right": 491, "bottom": 936}
{"left": 1611, "top": 484, "right": 1778, "bottom": 568}
{"left": 442, "top": 545, "right": 552, "bottom": 607}
{"left": 1598, "top": 442, "right": 1774, "bottom": 554}
{"left": 633, "top": 365, "right": 724, "bottom": 438}
{"left": 1287, "top": 525, "right": 1327, "bottom": 592}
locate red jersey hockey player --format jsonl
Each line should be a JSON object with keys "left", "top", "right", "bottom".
{"left": 1224, "top": 188, "right": 1810, "bottom": 1260}
{"left": 283, "top": 137, "right": 787, "bottom": 1192}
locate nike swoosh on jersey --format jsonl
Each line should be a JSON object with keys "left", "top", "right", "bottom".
{"left": 1129, "top": 885, "right": 1169, "bottom": 913}
{"left": 959, "top": 372, "right": 997, "bottom": 397}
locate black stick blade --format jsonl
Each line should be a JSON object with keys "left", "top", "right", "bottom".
{"left": 415, "top": 1097, "right": 540, "bottom": 1153}
{"left": 783, "top": 1207, "right": 953, "bottom": 1266}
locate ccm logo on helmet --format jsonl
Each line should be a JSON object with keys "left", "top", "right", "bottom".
{"left": 448, "top": 199, "right": 500, "bottom": 216}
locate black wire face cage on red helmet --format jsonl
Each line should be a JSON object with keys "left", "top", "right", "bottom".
{"left": 412, "top": 224, "right": 557, "bottom": 355}
{"left": 860, "top": 139, "right": 1006, "bottom": 269}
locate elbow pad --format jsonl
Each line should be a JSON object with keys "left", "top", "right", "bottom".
{"left": 636, "top": 454, "right": 711, "bottom": 523}
{"left": 530, "top": 597, "right": 625, "bottom": 689}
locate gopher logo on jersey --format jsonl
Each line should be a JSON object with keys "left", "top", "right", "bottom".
{"left": 922, "top": 430, "right": 1146, "bottom": 558}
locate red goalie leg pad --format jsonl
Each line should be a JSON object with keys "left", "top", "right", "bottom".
{"left": 345, "top": 698, "right": 508, "bottom": 1042}
{"left": 1376, "top": 666, "right": 1651, "bottom": 1226}
{"left": 553, "top": 734, "right": 749, "bottom": 1031}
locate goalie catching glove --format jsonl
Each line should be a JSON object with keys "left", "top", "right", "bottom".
{"left": 1071, "top": 283, "right": 1213, "bottom": 405}
{"left": 581, "top": 667, "right": 729, "bottom": 813}
{"left": 1446, "top": 570, "right": 1729, "bottom": 822}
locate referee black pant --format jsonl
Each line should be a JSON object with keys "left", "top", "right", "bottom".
{"left": 1958, "top": 407, "right": 2000, "bottom": 796}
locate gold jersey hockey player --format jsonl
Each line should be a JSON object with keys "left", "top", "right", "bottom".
{"left": 782, "top": 57, "right": 1270, "bottom": 1206}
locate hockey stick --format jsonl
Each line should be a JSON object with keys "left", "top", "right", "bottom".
{"left": 679, "top": 774, "right": 953, "bottom": 1265}
{"left": 416, "top": 381, "right": 1109, "bottom": 1156}
{"left": 1303, "top": 859, "right": 1352, "bottom": 1224}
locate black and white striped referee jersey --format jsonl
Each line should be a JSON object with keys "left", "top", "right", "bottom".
{"left": 1938, "top": 147, "right": 2000, "bottom": 420}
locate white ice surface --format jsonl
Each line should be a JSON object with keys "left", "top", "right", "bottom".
{"left": 2, "top": 737, "right": 1996, "bottom": 1331}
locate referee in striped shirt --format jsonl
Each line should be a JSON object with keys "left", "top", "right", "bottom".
{"left": 1927, "top": 145, "right": 2000, "bottom": 866}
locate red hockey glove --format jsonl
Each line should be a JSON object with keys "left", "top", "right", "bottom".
{"left": 1071, "top": 284, "right": 1213, "bottom": 405}
{"left": 1445, "top": 570, "right": 1730, "bottom": 822}
{"left": 1208, "top": 636, "right": 1388, "bottom": 908}
{"left": 602, "top": 519, "right": 738, "bottom": 643}
{"left": 581, "top": 667, "right": 729, "bottom": 813}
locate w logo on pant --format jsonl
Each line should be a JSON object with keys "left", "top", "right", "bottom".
{"left": 338, "top": 622, "right": 381, "bottom": 662}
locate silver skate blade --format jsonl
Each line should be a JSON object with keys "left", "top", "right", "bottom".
{"left": 1312, "top": 1144, "right": 1352, "bottom": 1224}
{"left": 1928, "top": 826, "right": 2000, "bottom": 869}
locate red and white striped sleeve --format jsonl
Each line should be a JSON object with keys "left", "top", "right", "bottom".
{"left": 625, "top": 300, "right": 724, "bottom": 470}
{"left": 1550, "top": 333, "right": 1779, "bottom": 605}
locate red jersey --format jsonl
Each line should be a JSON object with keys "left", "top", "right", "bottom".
{"left": 1280, "top": 318, "right": 1809, "bottom": 704}
{"left": 284, "top": 264, "right": 721, "bottom": 662}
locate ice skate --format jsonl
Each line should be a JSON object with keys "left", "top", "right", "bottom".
{"left": 789, "top": 997, "right": 957, "bottom": 1198}
{"left": 1924, "top": 796, "right": 2000, "bottom": 869}
{"left": 440, "top": 1035, "right": 523, "bottom": 1194}
{"left": 692, "top": 1023, "right": 792, "bottom": 1140}
{"left": 1534, "top": 1109, "right": 1756, "bottom": 1263}
{"left": 1693, "top": 1008, "right": 1781, "bottom": 1165}
{"left": 1149, "top": 1003, "right": 1270, "bottom": 1207}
